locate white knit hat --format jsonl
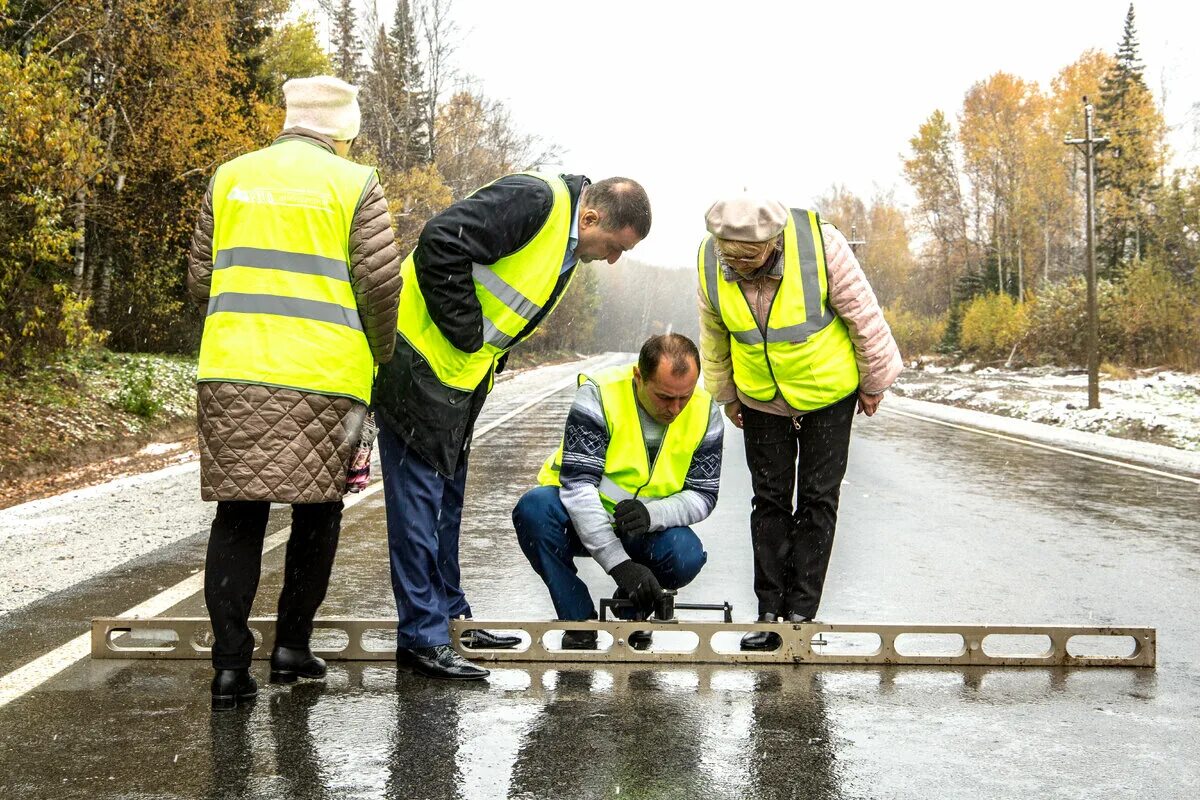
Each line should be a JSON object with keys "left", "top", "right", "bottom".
{"left": 282, "top": 76, "right": 361, "bottom": 141}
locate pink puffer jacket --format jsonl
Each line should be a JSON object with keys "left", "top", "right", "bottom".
{"left": 823, "top": 224, "right": 902, "bottom": 394}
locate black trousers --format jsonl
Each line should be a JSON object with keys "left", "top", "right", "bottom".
{"left": 741, "top": 392, "right": 856, "bottom": 619}
{"left": 204, "top": 499, "right": 342, "bottom": 670}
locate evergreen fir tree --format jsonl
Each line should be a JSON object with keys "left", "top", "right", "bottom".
{"left": 359, "top": 24, "right": 395, "bottom": 162}
{"left": 226, "top": 0, "right": 284, "bottom": 105}
{"left": 331, "top": 0, "right": 363, "bottom": 84}
{"left": 1095, "top": 3, "right": 1164, "bottom": 275}
{"left": 359, "top": 0, "right": 428, "bottom": 174}
{"left": 940, "top": 269, "right": 989, "bottom": 352}
{"left": 389, "top": 0, "right": 428, "bottom": 169}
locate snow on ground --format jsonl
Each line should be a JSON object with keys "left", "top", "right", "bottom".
{"left": 892, "top": 363, "right": 1200, "bottom": 453}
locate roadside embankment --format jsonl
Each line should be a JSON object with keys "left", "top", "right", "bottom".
{"left": 0, "top": 351, "right": 198, "bottom": 509}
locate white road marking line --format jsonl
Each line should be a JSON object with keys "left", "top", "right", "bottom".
{"left": 883, "top": 406, "right": 1200, "bottom": 486}
{"left": 0, "top": 366, "right": 598, "bottom": 709}
{"left": 0, "top": 488, "right": 376, "bottom": 708}
{"left": 0, "top": 461, "right": 200, "bottom": 521}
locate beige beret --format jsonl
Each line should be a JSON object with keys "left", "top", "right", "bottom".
{"left": 282, "top": 75, "right": 361, "bottom": 141}
{"left": 704, "top": 195, "right": 788, "bottom": 242}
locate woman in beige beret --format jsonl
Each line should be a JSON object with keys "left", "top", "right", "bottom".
{"left": 696, "top": 195, "right": 901, "bottom": 650}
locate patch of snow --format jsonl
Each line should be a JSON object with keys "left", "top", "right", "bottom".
{"left": 894, "top": 364, "right": 1200, "bottom": 453}
{"left": 137, "top": 441, "right": 184, "bottom": 457}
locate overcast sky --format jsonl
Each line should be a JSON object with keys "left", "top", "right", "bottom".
{"left": 322, "top": 1, "right": 1200, "bottom": 267}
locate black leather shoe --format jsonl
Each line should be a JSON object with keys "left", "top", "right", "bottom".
{"left": 460, "top": 628, "right": 521, "bottom": 649}
{"left": 269, "top": 645, "right": 327, "bottom": 684}
{"left": 396, "top": 645, "right": 489, "bottom": 680}
{"left": 786, "top": 613, "right": 814, "bottom": 624}
{"left": 740, "top": 613, "right": 782, "bottom": 652}
{"left": 560, "top": 630, "right": 598, "bottom": 650}
{"left": 211, "top": 668, "right": 258, "bottom": 711}
{"left": 627, "top": 630, "right": 652, "bottom": 651}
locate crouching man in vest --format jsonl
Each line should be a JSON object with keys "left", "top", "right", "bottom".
{"left": 512, "top": 334, "right": 724, "bottom": 650}
{"left": 187, "top": 76, "right": 401, "bottom": 710}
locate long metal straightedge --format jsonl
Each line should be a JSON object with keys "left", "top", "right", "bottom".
{"left": 90, "top": 617, "right": 1155, "bottom": 668}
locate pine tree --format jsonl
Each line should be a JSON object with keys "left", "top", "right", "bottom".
{"left": 360, "top": 0, "right": 428, "bottom": 174}
{"left": 330, "top": 0, "right": 363, "bottom": 84}
{"left": 359, "top": 24, "right": 396, "bottom": 163}
{"left": 1095, "top": 3, "right": 1165, "bottom": 275}
{"left": 226, "top": 0, "right": 288, "bottom": 106}
{"left": 388, "top": 0, "right": 428, "bottom": 169}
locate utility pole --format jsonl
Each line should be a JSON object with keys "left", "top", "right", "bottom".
{"left": 1064, "top": 97, "right": 1109, "bottom": 410}
{"left": 847, "top": 224, "right": 867, "bottom": 256}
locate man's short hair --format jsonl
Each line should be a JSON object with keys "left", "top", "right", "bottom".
{"left": 639, "top": 333, "right": 700, "bottom": 382}
{"left": 586, "top": 177, "right": 652, "bottom": 239}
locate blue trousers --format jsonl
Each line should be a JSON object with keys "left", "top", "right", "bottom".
{"left": 512, "top": 485, "right": 708, "bottom": 621}
{"left": 378, "top": 423, "right": 470, "bottom": 648}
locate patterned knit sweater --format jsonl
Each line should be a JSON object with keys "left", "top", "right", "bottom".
{"left": 559, "top": 381, "right": 724, "bottom": 572}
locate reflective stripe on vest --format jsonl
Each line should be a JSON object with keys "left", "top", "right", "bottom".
{"left": 471, "top": 263, "right": 546, "bottom": 349}
{"left": 199, "top": 139, "right": 377, "bottom": 404}
{"left": 206, "top": 292, "right": 364, "bottom": 331}
{"left": 536, "top": 364, "right": 713, "bottom": 515}
{"left": 397, "top": 172, "right": 573, "bottom": 392}
{"left": 214, "top": 247, "right": 351, "bottom": 281}
{"left": 697, "top": 208, "right": 859, "bottom": 411}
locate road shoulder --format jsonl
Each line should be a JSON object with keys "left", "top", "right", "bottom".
{"left": 887, "top": 394, "right": 1200, "bottom": 480}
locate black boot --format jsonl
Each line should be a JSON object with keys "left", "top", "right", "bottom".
{"left": 560, "top": 630, "right": 598, "bottom": 650}
{"left": 459, "top": 628, "right": 521, "bottom": 649}
{"left": 740, "top": 612, "right": 782, "bottom": 652}
{"left": 211, "top": 668, "right": 258, "bottom": 711}
{"left": 396, "top": 645, "right": 489, "bottom": 680}
{"left": 627, "top": 630, "right": 653, "bottom": 651}
{"left": 269, "top": 645, "right": 327, "bottom": 684}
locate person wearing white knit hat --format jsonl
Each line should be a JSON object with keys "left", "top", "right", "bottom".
{"left": 186, "top": 74, "right": 402, "bottom": 710}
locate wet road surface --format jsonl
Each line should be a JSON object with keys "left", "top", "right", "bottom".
{"left": 1, "top": 360, "right": 1197, "bottom": 799}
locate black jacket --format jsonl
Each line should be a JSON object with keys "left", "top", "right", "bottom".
{"left": 374, "top": 173, "right": 588, "bottom": 476}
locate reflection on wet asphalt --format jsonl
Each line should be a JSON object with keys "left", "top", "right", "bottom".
{"left": 1, "top": 384, "right": 1198, "bottom": 799}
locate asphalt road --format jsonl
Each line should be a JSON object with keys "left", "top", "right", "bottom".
{"left": 1, "top": 356, "right": 1197, "bottom": 799}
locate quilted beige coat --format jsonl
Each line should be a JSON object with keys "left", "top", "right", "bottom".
{"left": 186, "top": 129, "right": 401, "bottom": 503}
{"left": 698, "top": 222, "right": 902, "bottom": 413}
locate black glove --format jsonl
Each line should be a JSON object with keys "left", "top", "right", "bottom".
{"left": 613, "top": 499, "right": 651, "bottom": 538}
{"left": 609, "top": 560, "right": 663, "bottom": 615}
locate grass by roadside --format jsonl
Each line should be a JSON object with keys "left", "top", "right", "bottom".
{"left": 0, "top": 350, "right": 198, "bottom": 508}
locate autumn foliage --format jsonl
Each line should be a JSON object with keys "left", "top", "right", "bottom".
{"left": 0, "top": 0, "right": 290, "bottom": 369}
{"left": 895, "top": 5, "right": 1197, "bottom": 369}
{"left": 1, "top": 1, "right": 1194, "bottom": 377}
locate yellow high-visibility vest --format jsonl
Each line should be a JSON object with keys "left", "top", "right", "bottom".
{"left": 537, "top": 364, "right": 712, "bottom": 514}
{"left": 199, "top": 138, "right": 377, "bottom": 404}
{"left": 397, "top": 172, "right": 573, "bottom": 392}
{"left": 697, "top": 208, "right": 859, "bottom": 411}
